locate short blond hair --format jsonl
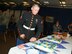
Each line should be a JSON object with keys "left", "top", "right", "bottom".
{"left": 32, "top": 4, "right": 40, "bottom": 8}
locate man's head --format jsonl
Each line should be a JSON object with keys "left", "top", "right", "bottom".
{"left": 56, "top": 21, "right": 59, "bottom": 26}
{"left": 31, "top": 4, "right": 40, "bottom": 15}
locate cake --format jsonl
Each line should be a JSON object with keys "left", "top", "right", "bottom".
{"left": 32, "top": 40, "right": 57, "bottom": 53}
{"left": 47, "top": 36, "right": 62, "bottom": 43}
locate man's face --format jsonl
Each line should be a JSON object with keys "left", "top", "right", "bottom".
{"left": 56, "top": 21, "right": 59, "bottom": 26}
{"left": 31, "top": 5, "right": 40, "bottom": 15}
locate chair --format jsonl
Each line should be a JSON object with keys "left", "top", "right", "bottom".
{"left": 0, "top": 25, "right": 7, "bottom": 42}
{"left": 8, "top": 22, "right": 17, "bottom": 40}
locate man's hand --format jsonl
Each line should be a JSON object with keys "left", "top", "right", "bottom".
{"left": 18, "top": 44, "right": 25, "bottom": 49}
{"left": 20, "top": 34, "right": 25, "bottom": 39}
{"left": 30, "top": 37, "right": 37, "bottom": 42}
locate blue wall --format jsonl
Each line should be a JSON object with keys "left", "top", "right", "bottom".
{"left": 39, "top": 7, "right": 72, "bottom": 29}
{"left": 0, "top": 5, "right": 72, "bottom": 33}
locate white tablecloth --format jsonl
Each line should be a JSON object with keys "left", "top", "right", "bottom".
{"left": 8, "top": 36, "right": 72, "bottom": 54}
{"left": 56, "top": 36, "right": 72, "bottom": 54}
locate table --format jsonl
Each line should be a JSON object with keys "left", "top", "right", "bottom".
{"left": 55, "top": 36, "right": 72, "bottom": 54}
{"left": 8, "top": 36, "right": 72, "bottom": 54}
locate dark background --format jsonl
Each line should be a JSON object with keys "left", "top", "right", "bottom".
{"left": 0, "top": 5, "right": 72, "bottom": 35}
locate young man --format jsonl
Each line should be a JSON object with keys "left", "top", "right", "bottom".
{"left": 17, "top": 4, "right": 42, "bottom": 45}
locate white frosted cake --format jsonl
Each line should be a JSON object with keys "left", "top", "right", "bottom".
{"left": 33, "top": 40, "right": 57, "bottom": 53}
{"left": 47, "top": 36, "right": 62, "bottom": 43}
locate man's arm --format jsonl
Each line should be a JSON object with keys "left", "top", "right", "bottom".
{"left": 35, "top": 17, "right": 43, "bottom": 38}
{"left": 30, "top": 16, "right": 42, "bottom": 42}
{"left": 17, "top": 12, "right": 27, "bottom": 39}
{"left": 17, "top": 17, "right": 24, "bottom": 34}
{"left": 17, "top": 11, "right": 26, "bottom": 34}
